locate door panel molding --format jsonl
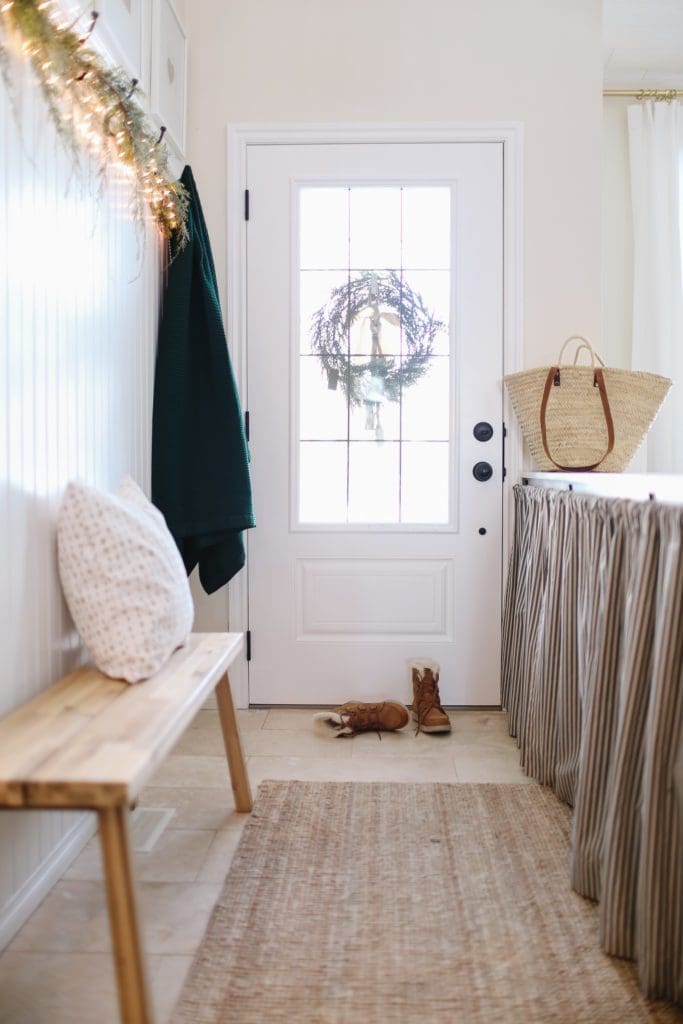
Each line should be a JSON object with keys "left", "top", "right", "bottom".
{"left": 226, "top": 122, "right": 524, "bottom": 707}
{"left": 295, "top": 557, "right": 454, "bottom": 642}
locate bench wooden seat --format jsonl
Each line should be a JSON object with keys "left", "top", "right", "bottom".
{"left": 0, "top": 632, "right": 252, "bottom": 1024}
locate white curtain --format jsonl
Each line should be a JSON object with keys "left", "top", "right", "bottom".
{"left": 628, "top": 101, "right": 683, "bottom": 472}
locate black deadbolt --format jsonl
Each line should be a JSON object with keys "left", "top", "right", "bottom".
{"left": 473, "top": 421, "right": 494, "bottom": 442}
{"left": 473, "top": 461, "right": 493, "bottom": 482}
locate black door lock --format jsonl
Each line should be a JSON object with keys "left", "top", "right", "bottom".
{"left": 473, "top": 421, "right": 494, "bottom": 442}
{"left": 473, "top": 461, "right": 493, "bottom": 482}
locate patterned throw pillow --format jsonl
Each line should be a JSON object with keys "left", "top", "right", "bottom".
{"left": 57, "top": 477, "right": 194, "bottom": 682}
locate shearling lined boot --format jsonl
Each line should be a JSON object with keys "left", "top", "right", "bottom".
{"left": 411, "top": 660, "right": 451, "bottom": 734}
{"left": 314, "top": 700, "right": 409, "bottom": 737}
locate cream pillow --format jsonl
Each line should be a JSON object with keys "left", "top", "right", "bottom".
{"left": 57, "top": 477, "right": 194, "bottom": 682}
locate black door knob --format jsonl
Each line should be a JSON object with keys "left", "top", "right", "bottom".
{"left": 473, "top": 461, "right": 493, "bottom": 482}
{"left": 473, "top": 421, "right": 494, "bottom": 442}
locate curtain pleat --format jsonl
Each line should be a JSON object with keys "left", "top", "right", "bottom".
{"left": 635, "top": 507, "right": 683, "bottom": 1001}
{"left": 599, "top": 504, "right": 659, "bottom": 960}
{"left": 554, "top": 494, "right": 581, "bottom": 804}
{"left": 503, "top": 484, "right": 683, "bottom": 1005}
{"left": 572, "top": 500, "right": 630, "bottom": 901}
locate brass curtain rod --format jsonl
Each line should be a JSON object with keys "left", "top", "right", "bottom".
{"left": 603, "top": 89, "right": 682, "bottom": 100}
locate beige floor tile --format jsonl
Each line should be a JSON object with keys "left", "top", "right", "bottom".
{"left": 263, "top": 708, "right": 328, "bottom": 730}
{"left": 237, "top": 708, "right": 269, "bottom": 731}
{"left": 449, "top": 710, "right": 513, "bottom": 744}
{"left": 149, "top": 753, "right": 235, "bottom": 788}
{"left": 452, "top": 743, "right": 532, "bottom": 783}
{"left": 64, "top": 828, "right": 216, "bottom": 883}
{"left": 138, "top": 785, "right": 248, "bottom": 830}
{"left": 247, "top": 753, "right": 458, "bottom": 786}
{"left": 246, "top": 755, "right": 358, "bottom": 786}
{"left": 0, "top": 951, "right": 191, "bottom": 1024}
{"left": 9, "top": 879, "right": 220, "bottom": 956}
{"left": 172, "top": 708, "right": 267, "bottom": 756}
{"left": 172, "top": 709, "right": 231, "bottom": 756}
{"left": 243, "top": 724, "right": 354, "bottom": 758}
{"left": 349, "top": 728, "right": 457, "bottom": 757}
{"left": 344, "top": 755, "right": 458, "bottom": 783}
{"left": 149, "top": 954, "right": 195, "bottom": 1023}
{"left": 196, "top": 828, "right": 245, "bottom": 883}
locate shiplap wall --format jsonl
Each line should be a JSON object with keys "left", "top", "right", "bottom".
{"left": 0, "top": 61, "right": 161, "bottom": 947}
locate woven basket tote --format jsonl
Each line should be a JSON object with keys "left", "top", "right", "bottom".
{"left": 504, "top": 336, "right": 672, "bottom": 472}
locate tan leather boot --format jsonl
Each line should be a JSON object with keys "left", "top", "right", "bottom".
{"left": 314, "top": 700, "right": 409, "bottom": 736}
{"left": 411, "top": 660, "right": 451, "bottom": 734}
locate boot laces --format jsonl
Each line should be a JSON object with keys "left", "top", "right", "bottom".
{"left": 415, "top": 672, "right": 444, "bottom": 733}
{"left": 338, "top": 703, "right": 385, "bottom": 739}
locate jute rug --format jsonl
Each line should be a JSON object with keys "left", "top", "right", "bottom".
{"left": 173, "top": 782, "right": 683, "bottom": 1023}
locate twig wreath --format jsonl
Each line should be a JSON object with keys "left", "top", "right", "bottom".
{"left": 0, "top": 0, "right": 189, "bottom": 245}
{"left": 310, "top": 270, "right": 444, "bottom": 438}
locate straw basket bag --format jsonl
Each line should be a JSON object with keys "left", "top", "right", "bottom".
{"left": 504, "top": 336, "right": 671, "bottom": 472}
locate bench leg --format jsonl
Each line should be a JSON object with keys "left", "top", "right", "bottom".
{"left": 98, "top": 805, "right": 153, "bottom": 1024}
{"left": 215, "top": 670, "right": 253, "bottom": 812}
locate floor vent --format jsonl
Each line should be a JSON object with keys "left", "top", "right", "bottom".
{"left": 130, "top": 807, "right": 175, "bottom": 853}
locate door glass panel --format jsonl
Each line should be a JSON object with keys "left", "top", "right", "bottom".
{"left": 299, "top": 357, "right": 348, "bottom": 440}
{"left": 299, "top": 442, "right": 348, "bottom": 522}
{"left": 349, "top": 188, "right": 402, "bottom": 269}
{"left": 401, "top": 442, "right": 449, "bottom": 524}
{"left": 300, "top": 189, "right": 349, "bottom": 270}
{"left": 402, "top": 188, "right": 451, "bottom": 269}
{"left": 348, "top": 356, "right": 401, "bottom": 441}
{"left": 348, "top": 442, "right": 400, "bottom": 523}
{"left": 401, "top": 357, "right": 450, "bottom": 440}
{"left": 300, "top": 271, "right": 349, "bottom": 353}
{"left": 401, "top": 270, "right": 451, "bottom": 355}
{"left": 298, "top": 185, "right": 452, "bottom": 525}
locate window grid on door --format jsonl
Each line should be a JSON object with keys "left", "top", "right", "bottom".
{"left": 298, "top": 185, "right": 451, "bottom": 526}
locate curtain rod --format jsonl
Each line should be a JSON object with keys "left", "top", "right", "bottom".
{"left": 603, "top": 89, "right": 682, "bottom": 100}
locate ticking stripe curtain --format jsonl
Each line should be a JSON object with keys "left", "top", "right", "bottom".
{"left": 502, "top": 484, "right": 683, "bottom": 1004}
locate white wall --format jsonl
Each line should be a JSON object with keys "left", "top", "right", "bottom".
{"left": 184, "top": 0, "right": 603, "bottom": 371}
{"left": 0, "top": 62, "right": 161, "bottom": 947}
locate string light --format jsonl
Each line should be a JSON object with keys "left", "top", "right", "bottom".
{"left": 0, "top": 0, "right": 188, "bottom": 245}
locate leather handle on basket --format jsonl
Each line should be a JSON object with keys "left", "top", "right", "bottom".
{"left": 540, "top": 366, "right": 615, "bottom": 471}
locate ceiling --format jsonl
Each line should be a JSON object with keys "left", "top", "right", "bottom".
{"left": 603, "top": 0, "right": 683, "bottom": 89}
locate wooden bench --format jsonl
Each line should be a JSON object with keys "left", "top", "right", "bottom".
{"left": 0, "top": 632, "right": 252, "bottom": 1024}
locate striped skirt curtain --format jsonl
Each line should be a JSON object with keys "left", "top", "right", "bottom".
{"left": 502, "top": 484, "right": 683, "bottom": 1004}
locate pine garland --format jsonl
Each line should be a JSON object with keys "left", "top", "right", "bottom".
{"left": 310, "top": 270, "right": 444, "bottom": 406}
{"left": 0, "top": 0, "right": 188, "bottom": 245}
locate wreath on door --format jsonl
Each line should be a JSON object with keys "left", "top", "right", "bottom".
{"left": 309, "top": 271, "right": 445, "bottom": 439}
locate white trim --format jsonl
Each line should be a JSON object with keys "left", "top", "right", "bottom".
{"left": 226, "top": 122, "right": 250, "bottom": 709}
{"left": 0, "top": 813, "right": 96, "bottom": 951}
{"left": 150, "top": 0, "right": 187, "bottom": 158}
{"left": 226, "top": 122, "right": 524, "bottom": 706}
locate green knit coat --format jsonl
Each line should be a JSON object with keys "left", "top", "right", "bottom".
{"left": 152, "top": 166, "right": 254, "bottom": 594}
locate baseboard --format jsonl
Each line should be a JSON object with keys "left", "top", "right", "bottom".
{"left": 0, "top": 812, "right": 97, "bottom": 951}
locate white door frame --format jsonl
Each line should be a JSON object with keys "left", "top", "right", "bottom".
{"left": 225, "top": 122, "right": 524, "bottom": 708}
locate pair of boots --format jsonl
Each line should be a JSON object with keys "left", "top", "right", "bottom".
{"left": 316, "top": 660, "right": 451, "bottom": 737}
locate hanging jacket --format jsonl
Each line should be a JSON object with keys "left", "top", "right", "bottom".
{"left": 152, "top": 165, "right": 254, "bottom": 594}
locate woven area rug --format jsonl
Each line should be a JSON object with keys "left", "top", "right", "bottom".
{"left": 173, "top": 782, "right": 683, "bottom": 1024}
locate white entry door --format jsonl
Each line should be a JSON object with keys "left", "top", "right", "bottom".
{"left": 246, "top": 141, "right": 503, "bottom": 706}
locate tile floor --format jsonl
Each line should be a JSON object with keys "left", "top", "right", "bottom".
{"left": 0, "top": 707, "right": 528, "bottom": 1023}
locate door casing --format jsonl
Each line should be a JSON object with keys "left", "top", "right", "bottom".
{"left": 225, "top": 122, "right": 524, "bottom": 708}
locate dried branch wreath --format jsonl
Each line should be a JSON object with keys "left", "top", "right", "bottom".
{"left": 310, "top": 271, "right": 444, "bottom": 437}
{"left": 309, "top": 272, "right": 444, "bottom": 403}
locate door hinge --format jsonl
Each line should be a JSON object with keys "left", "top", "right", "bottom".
{"left": 246, "top": 629, "right": 252, "bottom": 661}
{"left": 502, "top": 422, "right": 508, "bottom": 482}
{"left": 244, "top": 189, "right": 250, "bottom": 221}
{"left": 244, "top": 409, "right": 250, "bottom": 442}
